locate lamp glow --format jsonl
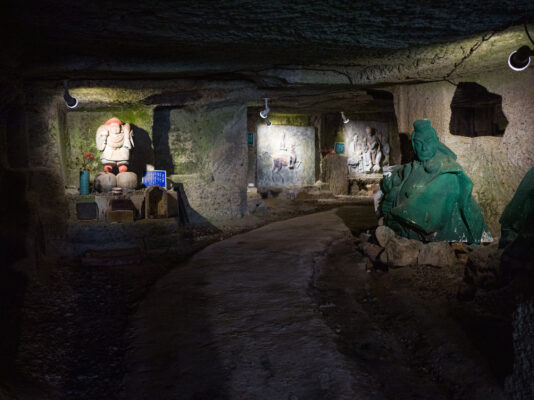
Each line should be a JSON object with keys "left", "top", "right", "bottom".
{"left": 341, "top": 111, "right": 349, "bottom": 124}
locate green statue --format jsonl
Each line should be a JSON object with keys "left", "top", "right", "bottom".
{"left": 499, "top": 166, "right": 534, "bottom": 267}
{"left": 380, "top": 119, "right": 491, "bottom": 243}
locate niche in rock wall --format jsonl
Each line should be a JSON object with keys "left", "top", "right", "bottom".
{"left": 257, "top": 125, "right": 315, "bottom": 188}
{"left": 344, "top": 121, "right": 391, "bottom": 175}
{"left": 63, "top": 107, "right": 154, "bottom": 188}
{"left": 450, "top": 82, "right": 508, "bottom": 137}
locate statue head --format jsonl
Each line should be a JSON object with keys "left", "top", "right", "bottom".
{"left": 411, "top": 119, "right": 439, "bottom": 161}
{"left": 365, "top": 126, "right": 375, "bottom": 136}
{"left": 105, "top": 117, "right": 123, "bottom": 135}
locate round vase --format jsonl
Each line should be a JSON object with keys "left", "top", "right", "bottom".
{"left": 79, "top": 170, "right": 90, "bottom": 195}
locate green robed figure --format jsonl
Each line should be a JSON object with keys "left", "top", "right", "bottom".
{"left": 380, "top": 119, "right": 491, "bottom": 243}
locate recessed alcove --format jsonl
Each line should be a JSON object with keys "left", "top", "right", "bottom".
{"left": 449, "top": 82, "right": 508, "bottom": 137}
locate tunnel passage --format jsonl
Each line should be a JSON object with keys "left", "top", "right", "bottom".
{"left": 450, "top": 82, "right": 508, "bottom": 137}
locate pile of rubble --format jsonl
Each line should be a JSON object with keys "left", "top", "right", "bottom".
{"left": 356, "top": 225, "right": 479, "bottom": 269}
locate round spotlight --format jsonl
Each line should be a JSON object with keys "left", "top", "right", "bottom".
{"left": 64, "top": 93, "right": 78, "bottom": 109}
{"left": 341, "top": 111, "right": 349, "bottom": 124}
{"left": 63, "top": 80, "right": 78, "bottom": 108}
{"left": 259, "top": 98, "right": 270, "bottom": 119}
{"left": 508, "top": 46, "right": 532, "bottom": 71}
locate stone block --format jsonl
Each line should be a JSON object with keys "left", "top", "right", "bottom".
{"left": 383, "top": 235, "right": 423, "bottom": 267}
{"left": 94, "top": 172, "right": 117, "bottom": 193}
{"left": 107, "top": 210, "right": 134, "bottom": 223}
{"left": 76, "top": 202, "right": 98, "bottom": 220}
{"left": 323, "top": 154, "right": 348, "bottom": 195}
{"left": 117, "top": 171, "right": 138, "bottom": 190}
{"left": 145, "top": 185, "right": 168, "bottom": 219}
{"left": 360, "top": 242, "right": 383, "bottom": 261}
{"left": 167, "top": 191, "right": 179, "bottom": 218}
{"left": 418, "top": 241, "right": 456, "bottom": 267}
{"left": 464, "top": 242, "right": 504, "bottom": 289}
{"left": 375, "top": 225, "right": 395, "bottom": 248}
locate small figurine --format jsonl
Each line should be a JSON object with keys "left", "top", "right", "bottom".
{"left": 96, "top": 117, "right": 134, "bottom": 173}
{"left": 95, "top": 117, "right": 137, "bottom": 191}
{"left": 379, "top": 119, "right": 491, "bottom": 243}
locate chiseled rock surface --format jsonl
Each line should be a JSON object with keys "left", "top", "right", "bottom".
{"left": 375, "top": 225, "right": 395, "bottom": 248}
{"left": 123, "top": 210, "right": 379, "bottom": 399}
{"left": 382, "top": 235, "right": 423, "bottom": 267}
{"left": 505, "top": 299, "right": 534, "bottom": 400}
{"left": 418, "top": 241, "right": 456, "bottom": 267}
{"left": 464, "top": 242, "right": 504, "bottom": 290}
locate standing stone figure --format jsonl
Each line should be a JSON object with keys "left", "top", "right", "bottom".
{"left": 95, "top": 117, "right": 137, "bottom": 191}
{"left": 348, "top": 133, "right": 364, "bottom": 173}
{"left": 96, "top": 117, "right": 134, "bottom": 173}
{"left": 364, "top": 126, "right": 383, "bottom": 173}
{"left": 379, "top": 119, "right": 491, "bottom": 243}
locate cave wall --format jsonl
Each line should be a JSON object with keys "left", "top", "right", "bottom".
{"left": 166, "top": 104, "right": 248, "bottom": 220}
{"left": 391, "top": 68, "right": 534, "bottom": 235}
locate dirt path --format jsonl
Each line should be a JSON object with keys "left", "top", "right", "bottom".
{"left": 123, "top": 206, "right": 513, "bottom": 400}
{"left": 123, "top": 210, "right": 382, "bottom": 399}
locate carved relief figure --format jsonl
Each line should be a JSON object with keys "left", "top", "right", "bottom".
{"left": 348, "top": 126, "right": 386, "bottom": 173}
{"left": 271, "top": 133, "right": 300, "bottom": 183}
{"left": 96, "top": 117, "right": 134, "bottom": 173}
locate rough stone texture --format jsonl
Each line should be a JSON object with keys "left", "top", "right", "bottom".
{"left": 360, "top": 241, "right": 383, "bottom": 262}
{"left": 464, "top": 242, "right": 504, "bottom": 290}
{"left": 116, "top": 171, "right": 138, "bottom": 189}
{"left": 375, "top": 225, "right": 395, "bottom": 248}
{"left": 382, "top": 235, "right": 423, "bottom": 267}
{"left": 505, "top": 299, "right": 534, "bottom": 400}
{"left": 123, "top": 210, "right": 381, "bottom": 399}
{"left": 391, "top": 68, "right": 534, "bottom": 235}
{"left": 418, "top": 242, "right": 456, "bottom": 267}
{"left": 94, "top": 172, "right": 117, "bottom": 193}
{"left": 323, "top": 155, "right": 348, "bottom": 195}
{"left": 167, "top": 104, "right": 248, "bottom": 220}
{"left": 8, "top": 3, "right": 534, "bottom": 83}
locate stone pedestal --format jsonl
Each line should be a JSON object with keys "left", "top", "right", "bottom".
{"left": 323, "top": 154, "right": 348, "bottom": 195}
{"left": 117, "top": 171, "right": 138, "bottom": 190}
{"left": 145, "top": 185, "right": 168, "bottom": 219}
{"left": 94, "top": 172, "right": 117, "bottom": 193}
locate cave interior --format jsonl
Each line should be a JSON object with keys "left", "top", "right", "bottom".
{"left": 1, "top": 2, "right": 534, "bottom": 399}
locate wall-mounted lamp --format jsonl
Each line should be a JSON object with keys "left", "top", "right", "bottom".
{"left": 508, "top": 45, "right": 533, "bottom": 71}
{"left": 259, "top": 98, "right": 270, "bottom": 119}
{"left": 265, "top": 117, "right": 272, "bottom": 127}
{"left": 341, "top": 111, "right": 350, "bottom": 124}
{"left": 508, "top": 25, "right": 534, "bottom": 71}
{"left": 63, "top": 80, "right": 78, "bottom": 108}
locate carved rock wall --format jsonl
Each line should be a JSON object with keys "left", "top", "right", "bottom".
{"left": 167, "top": 104, "right": 248, "bottom": 221}
{"left": 391, "top": 68, "right": 534, "bottom": 235}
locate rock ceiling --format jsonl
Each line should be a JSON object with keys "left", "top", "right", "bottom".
{"left": 3, "top": 1, "right": 534, "bottom": 111}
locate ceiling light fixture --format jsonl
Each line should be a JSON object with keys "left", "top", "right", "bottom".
{"left": 259, "top": 98, "right": 270, "bottom": 119}
{"left": 63, "top": 80, "right": 78, "bottom": 108}
{"left": 341, "top": 111, "right": 350, "bottom": 124}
